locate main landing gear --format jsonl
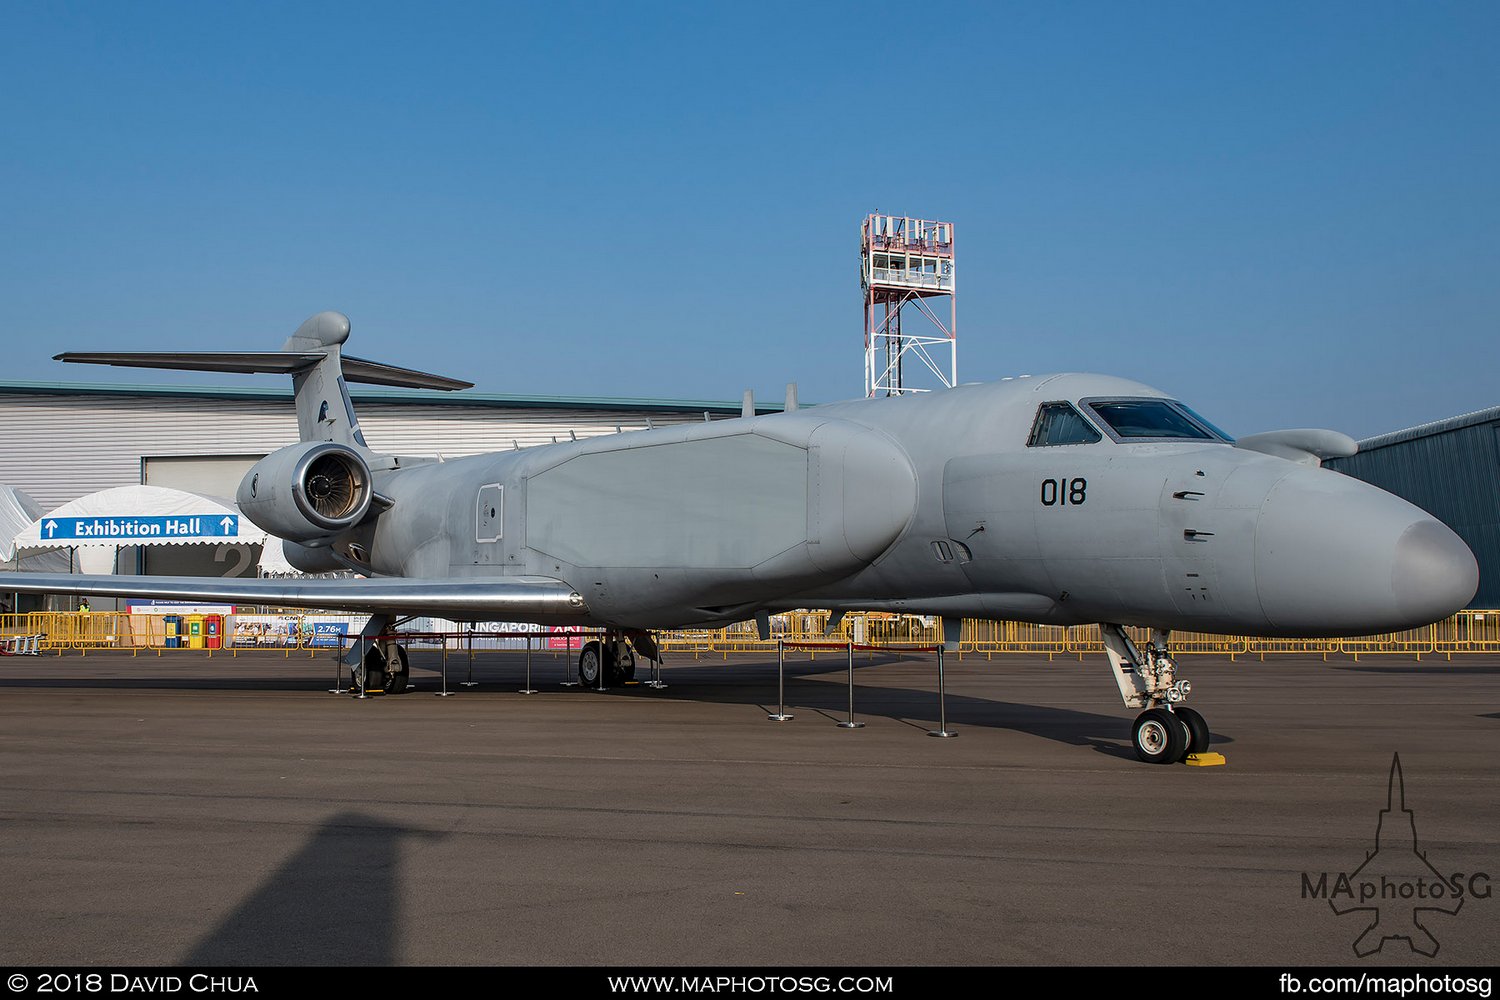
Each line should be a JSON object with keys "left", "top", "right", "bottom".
{"left": 1101, "top": 625, "right": 1211, "bottom": 764}
{"left": 577, "top": 632, "right": 637, "bottom": 689}
{"left": 351, "top": 639, "right": 410, "bottom": 694}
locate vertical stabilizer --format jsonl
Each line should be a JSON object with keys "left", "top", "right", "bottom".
{"left": 282, "top": 311, "right": 368, "bottom": 447}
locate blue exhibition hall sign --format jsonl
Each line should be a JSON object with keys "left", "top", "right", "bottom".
{"left": 42, "top": 515, "right": 241, "bottom": 541}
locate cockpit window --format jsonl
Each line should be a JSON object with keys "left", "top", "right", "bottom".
{"left": 1027, "top": 402, "right": 1103, "bottom": 447}
{"left": 1083, "top": 398, "right": 1225, "bottom": 441}
{"left": 1175, "top": 404, "right": 1234, "bottom": 442}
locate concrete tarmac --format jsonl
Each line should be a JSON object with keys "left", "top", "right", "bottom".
{"left": 0, "top": 647, "right": 1496, "bottom": 966}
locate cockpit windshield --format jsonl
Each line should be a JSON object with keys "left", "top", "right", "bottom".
{"left": 1083, "top": 399, "right": 1230, "bottom": 442}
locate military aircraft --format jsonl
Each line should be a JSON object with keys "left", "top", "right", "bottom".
{"left": 7, "top": 311, "right": 1479, "bottom": 763}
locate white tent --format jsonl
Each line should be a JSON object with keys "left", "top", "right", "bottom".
{"left": 256, "top": 536, "right": 300, "bottom": 576}
{"left": 14, "top": 485, "right": 269, "bottom": 574}
{"left": 0, "top": 485, "right": 71, "bottom": 571}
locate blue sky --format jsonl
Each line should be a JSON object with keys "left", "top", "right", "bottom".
{"left": 1, "top": 1, "right": 1495, "bottom": 437}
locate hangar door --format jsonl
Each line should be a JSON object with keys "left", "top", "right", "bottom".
{"left": 142, "top": 455, "right": 265, "bottom": 578}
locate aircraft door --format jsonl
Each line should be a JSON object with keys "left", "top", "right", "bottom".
{"left": 475, "top": 483, "right": 504, "bottom": 565}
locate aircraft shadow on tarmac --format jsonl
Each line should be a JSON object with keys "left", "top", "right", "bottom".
{"left": 424, "top": 653, "right": 1239, "bottom": 755}
{"left": 0, "top": 652, "right": 1236, "bottom": 754}
{"left": 184, "top": 811, "right": 438, "bottom": 966}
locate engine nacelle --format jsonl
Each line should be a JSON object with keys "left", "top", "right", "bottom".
{"left": 279, "top": 539, "right": 349, "bottom": 574}
{"left": 237, "top": 442, "right": 373, "bottom": 542}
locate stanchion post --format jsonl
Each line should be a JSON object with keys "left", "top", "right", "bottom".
{"left": 837, "top": 641, "right": 863, "bottom": 729}
{"left": 520, "top": 634, "right": 537, "bottom": 694}
{"left": 356, "top": 634, "right": 367, "bottom": 700}
{"left": 329, "top": 635, "right": 346, "bottom": 694}
{"left": 646, "top": 634, "right": 667, "bottom": 689}
{"left": 597, "top": 630, "right": 609, "bottom": 692}
{"left": 436, "top": 631, "right": 454, "bottom": 696}
{"left": 560, "top": 632, "right": 578, "bottom": 687}
{"left": 461, "top": 624, "right": 478, "bottom": 687}
{"left": 768, "top": 638, "right": 793, "bottom": 721}
{"left": 927, "top": 644, "right": 957, "bottom": 738}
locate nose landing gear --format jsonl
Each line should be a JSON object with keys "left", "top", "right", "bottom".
{"left": 1102, "top": 625, "right": 1213, "bottom": 764}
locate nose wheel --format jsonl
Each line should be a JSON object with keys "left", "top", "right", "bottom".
{"left": 1104, "top": 625, "right": 1213, "bottom": 764}
{"left": 1132, "top": 708, "right": 1186, "bottom": 764}
{"left": 1174, "top": 706, "right": 1211, "bottom": 755}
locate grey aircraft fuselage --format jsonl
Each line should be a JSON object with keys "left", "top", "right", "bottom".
{"left": 25, "top": 311, "right": 1480, "bottom": 761}
{"left": 351, "top": 371, "right": 1475, "bottom": 639}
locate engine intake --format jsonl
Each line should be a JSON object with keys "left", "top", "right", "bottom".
{"left": 237, "top": 442, "right": 373, "bottom": 541}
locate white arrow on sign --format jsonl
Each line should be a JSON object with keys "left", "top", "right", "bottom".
{"left": 44, "top": 519, "right": 58, "bottom": 538}
{"left": 220, "top": 516, "right": 235, "bottom": 532}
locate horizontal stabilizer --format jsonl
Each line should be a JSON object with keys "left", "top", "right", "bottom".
{"left": 55, "top": 352, "right": 472, "bottom": 391}
{"left": 4, "top": 573, "right": 584, "bottom": 621}
{"left": 339, "top": 355, "right": 474, "bottom": 390}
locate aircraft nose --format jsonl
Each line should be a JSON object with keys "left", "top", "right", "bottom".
{"left": 1253, "top": 471, "right": 1478, "bottom": 635}
{"left": 1391, "top": 518, "right": 1480, "bottom": 625}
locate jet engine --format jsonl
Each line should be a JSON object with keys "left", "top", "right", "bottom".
{"left": 237, "top": 442, "right": 373, "bottom": 541}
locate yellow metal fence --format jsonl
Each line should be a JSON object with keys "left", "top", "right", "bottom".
{"left": 0, "top": 612, "right": 349, "bottom": 656}
{"left": 4, "top": 610, "right": 1500, "bottom": 659}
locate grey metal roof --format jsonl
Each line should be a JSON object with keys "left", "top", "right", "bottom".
{"left": 0, "top": 379, "right": 792, "bottom": 415}
{"left": 1356, "top": 405, "right": 1500, "bottom": 451}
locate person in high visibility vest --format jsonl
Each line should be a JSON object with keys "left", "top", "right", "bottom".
{"left": 79, "top": 598, "right": 90, "bottom": 613}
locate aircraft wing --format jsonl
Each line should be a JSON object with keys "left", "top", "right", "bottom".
{"left": 1, "top": 573, "right": 585, "bottom": 620}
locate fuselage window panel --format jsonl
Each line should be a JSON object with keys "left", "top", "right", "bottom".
{"left": 1085, "top": 399, "right": 1221, "bottom": 441}
{"left": 1027, "top": 402, "right": 1103, "bottom": 447}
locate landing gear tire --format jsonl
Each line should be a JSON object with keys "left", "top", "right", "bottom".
{"left": 1133, "top": 708, "right": 1187, "bottom": 765}
{"left": 1174, "top": 706, "right": 1210, "bottom": 755}
{"left": 386, "top": 645, "right": 410, "bottom": 695}
{"left": 579, "top": 641, "right": 611, "bottom": 689}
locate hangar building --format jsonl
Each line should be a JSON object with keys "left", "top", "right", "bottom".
{"left": 1327, "top": 406, "right": 1500, "bottom": 608}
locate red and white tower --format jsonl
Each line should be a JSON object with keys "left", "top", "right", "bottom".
{"left": 862, "top": 214, "right": 956, "bottom": 396}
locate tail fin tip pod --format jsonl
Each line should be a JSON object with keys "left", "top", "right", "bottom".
{"left": 284, "top": 310, "right": 352, "bottom": 351}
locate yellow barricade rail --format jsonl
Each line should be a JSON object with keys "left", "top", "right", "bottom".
{"left": 9, "top": 610, "right": 1500, "bottom": 658}
{"left": 1431, "top": 610, "right": 1500, "bottom": 657}
{"left": 1246, "top": 637, "right": 1342, "bottom": 659}
{"left": 1340, "top": 626, "right": 1436, "bottom": 659}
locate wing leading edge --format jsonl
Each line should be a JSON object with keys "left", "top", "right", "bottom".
{"left": 3, "top": 574, "right": 586, "bottom": 621}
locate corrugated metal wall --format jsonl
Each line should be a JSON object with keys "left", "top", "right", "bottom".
{"left": 0, "top": 393, "right": 707, "bottom": 509}
{"left": 1327, "top": 413, "right": 1500, "bottom": 606}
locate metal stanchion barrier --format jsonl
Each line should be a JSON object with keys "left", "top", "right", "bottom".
{"left": 356, "top": 635, "right": 367, "bottom": 700}
{"left": 597, "top": 631, "right": 609, "bottom": 692}
{"left": 436, "top": 634, "right": 454, "bottom": 697}
{"left": 560, "top": 633, "right": 578, "bottom": 687}
{"left": 520, "top": 635, "right": 537, "bottom": 694}
{"left": 837, "top": 641, "right": 864, "bottom": 729}
{"left": 768, "top": 639, "right": 793, "bottom": 722}
{"left": 329, "top": 636, "right": 346, "bottom": 694}
{"left": 927, "top": 645, "right": 957, "bottom": 738}
{"left": 646, "top": 654, "right": 667, "bottom": 689}
{"left": 461, "top": 626, "right": 478, "bottom": 687}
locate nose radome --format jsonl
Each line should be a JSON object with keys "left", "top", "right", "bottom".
{"left": 1392, "top": 519, "right": 1480, "bottom": 626}
{"left": 1254, "top": 470, "right": 1478, "bottom": 636}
